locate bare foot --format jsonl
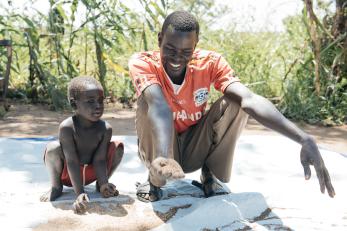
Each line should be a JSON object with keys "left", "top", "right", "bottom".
{"left": 149, "top": 157, "right": 185, "bottom": 187}
{"left": 40, "top": 187, "right": 63, "bottom": 202}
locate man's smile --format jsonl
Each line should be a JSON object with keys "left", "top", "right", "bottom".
{"left": 168, "top": 62, "right": 182, "bottom": 69}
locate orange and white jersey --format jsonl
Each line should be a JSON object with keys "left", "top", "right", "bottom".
{"left": 128, "top": 49, "right": 240, "bottom": 133}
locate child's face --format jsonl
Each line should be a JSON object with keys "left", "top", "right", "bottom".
{"left": 75, "top": 84, "right": 104, "bottom": 122}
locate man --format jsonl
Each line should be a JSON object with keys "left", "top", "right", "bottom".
{"left": 129, "top": 11, "right": 335, "bottom": 202}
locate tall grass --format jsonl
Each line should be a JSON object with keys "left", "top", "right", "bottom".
{"left": 0, "top": 0, "right": 345, "bottom": 124}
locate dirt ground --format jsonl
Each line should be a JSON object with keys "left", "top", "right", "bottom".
{"left": 0, "top": 101, "right": 346, "bottom": 154}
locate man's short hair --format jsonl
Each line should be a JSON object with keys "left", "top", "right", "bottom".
{"left": 162, "top": 11, "right": 199, "bottom": 36}
{"left": 68, "top": 76, "right": 103, "bottom": 101}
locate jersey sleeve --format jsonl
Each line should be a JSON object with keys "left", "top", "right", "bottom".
{"left": 211, "top": 53, "right": 240, "bottom": 93}
{"left": 128, "top": 54, "right": 161, "bottom": 96}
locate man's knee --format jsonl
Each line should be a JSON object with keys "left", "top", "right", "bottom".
{"left": 207, "top": 96, "right": 241, "bottom": 124}
{"left": 135, "top": 95, "right": 150, "bottom": 135}
{"left": 136, "top": 95, "right": 148, "bottom": 116}
{"left": 221, "top": 95, "right": 242, "bottom": 111}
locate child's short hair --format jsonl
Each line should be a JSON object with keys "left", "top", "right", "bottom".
{"left": 68, "top": 76, "right": 103, "bottom": 101}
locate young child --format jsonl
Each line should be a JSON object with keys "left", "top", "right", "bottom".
{"left": 40, "top": 76, "right": 124, "bottom": 214}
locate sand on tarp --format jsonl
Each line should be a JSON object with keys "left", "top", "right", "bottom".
{"left": 0, "top": 135, "right": 346, "bottom": 231}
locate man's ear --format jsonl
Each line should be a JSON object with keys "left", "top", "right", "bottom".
{"left": 70, "top": 98, "right": 77, "bottom": 109}
{"left": 158, "top": 32, "right": 162, "bottom": 47}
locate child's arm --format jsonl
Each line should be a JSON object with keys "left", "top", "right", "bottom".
{"left": 59, "top": 123, "right": 84, "bottom": 196}
{"left": 92, "top": 123, "right": 114, "bottom": 194}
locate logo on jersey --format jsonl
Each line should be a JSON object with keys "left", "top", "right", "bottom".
{"left": 193, "top": 88, "right": 209, "bottom": 107}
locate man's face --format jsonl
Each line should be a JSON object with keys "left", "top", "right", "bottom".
{"left": 158, "top": 27, "right": 198, "bottom": 80}
{"left": 74, "top": 84, "right": 104, "bottom": 122}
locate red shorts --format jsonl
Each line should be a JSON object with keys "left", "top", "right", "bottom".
{"left": 44, "top": 140, "right": 123, "bottom": 187}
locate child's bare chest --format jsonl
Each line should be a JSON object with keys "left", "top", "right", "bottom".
{"left": 74, "top": 128, "right": 103, "bottom": 164}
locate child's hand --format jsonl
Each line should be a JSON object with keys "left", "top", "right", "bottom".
{"left": 73, "top": 193, "right": 90, "bottom": 214}
{"left": 100, "top": 183, "right": 119, "bottom": 198}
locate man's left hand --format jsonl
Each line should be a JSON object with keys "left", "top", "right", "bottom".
{"left": 300, "top": 137, "right": 335, "bottom": 198}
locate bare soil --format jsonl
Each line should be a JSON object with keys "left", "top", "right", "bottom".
{"left": 0, "top": 101, "right": 346, "bottom": 154}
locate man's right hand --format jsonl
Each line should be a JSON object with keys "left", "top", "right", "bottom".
{"left": 149, "top": 157, "right": 185, "bottom": 187}
{"left": 73, "top": 193, "right": 89, "bottom": 214}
